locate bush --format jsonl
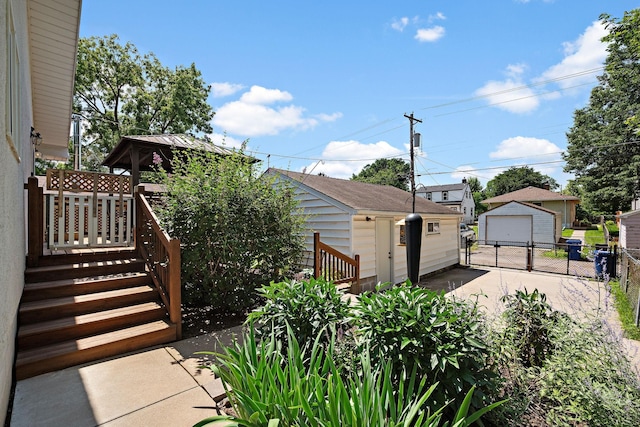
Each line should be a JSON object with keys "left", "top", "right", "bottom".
{"left": 246, "top": 277, "right": 352, "bottom": 350}
{"left": 350, "top": 282, "right": 498, "bottom": 416}
{"left": 196, "top": 326, "right": 504, "bottom": 427}
{"left": 156, "top": 149, "right": 306, "bottom": 314}
{"left": 490, "top": 287, "right": 640, "bottom": 426}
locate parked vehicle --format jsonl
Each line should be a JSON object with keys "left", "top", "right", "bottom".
{"left": 460, "top": 223, "right": 475, "bottom": 244}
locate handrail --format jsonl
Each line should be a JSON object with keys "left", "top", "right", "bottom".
{"left": 313, "top": 232, "right": 360, "bottom": 294}
{"left": 135, "top": 186, "right": 182, "bottom": 339}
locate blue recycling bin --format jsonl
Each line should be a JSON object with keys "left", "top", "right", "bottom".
{"left": 566, "top": 239, "right": 582, "bottom": 261}
{"left": 594, "top": 250, "right": 614, "bottom": 277}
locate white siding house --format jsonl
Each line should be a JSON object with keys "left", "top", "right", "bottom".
{"left": 0, "top": 1, "right": 81, "bottom": 421}
{"left": 269, "top": 169, "right": 462, "bottom": 290}
{"left": 618, "top": 210, "right": 640, "bottom": 249}
{"left": 416, "top": 178, "right": 475, "bottom": 224}
{"left": 478, "top": 201, "right": 561, "bottom": 245}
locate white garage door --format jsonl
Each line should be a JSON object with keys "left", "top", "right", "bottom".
{"left": 486, "top": 215, "right": 532, "bottom": 244}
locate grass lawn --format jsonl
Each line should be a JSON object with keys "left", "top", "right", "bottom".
{"left": 562, "top": 228, "right": 574, "bottom": 238}
{"left": 585, "top": 227, "right": 606, "bottom": 246}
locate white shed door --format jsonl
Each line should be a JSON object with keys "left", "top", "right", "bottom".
{"left": 486, "top": 215, "right": 532, "bottom": 244}
{"left": 376, "top": 218, "right": 394, "bottom": 283}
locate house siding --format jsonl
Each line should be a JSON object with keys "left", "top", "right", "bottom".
{"left": 619, "top": 213, "right": 640, "bottom": 249}
{"left": 292, "top": 185, "right": 352, "bottom": 268}
{"left": 352, "top": 216, "right": 376, "bottom": 281}
{"left": 1, "top": 0, "right": 32, "bottom": 422}
{"left": 392, "top": 216, "right": 459, "bottom": 284}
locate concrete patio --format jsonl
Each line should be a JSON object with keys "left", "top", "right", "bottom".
{"left": 10, "top": 264, "right": 640, "bottom": 426}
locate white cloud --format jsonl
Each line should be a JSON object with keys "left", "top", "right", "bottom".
{"left": 537, "top": 21, "right": 608, "bottom": 90}
{"left": 475, "top": 65, "right": 540, "bottom": 114}
{"left": 212, "top": 85, "right": 341, "bottom": 137}
{"left": 205, "top": 132, "right": 245, "bottom": 149}
{"left": 428, "top": 12, "right": 446, "bottom": 23}
{"left": 210, "top": 82, "right": 245, "bottom": 97}
{"left": 300, "top": 140, "right": 404, "bottom": 179}
{"left": 415, "top": 26, "right": 445, "bottom": 43}
{"left": 476, "top": 21, "right": 609, "bottom": 114}
{"left": 490, "top": 136, "right": 563, "bottom": 175}
{"left": 490, "top": 136, "right": 561, "bottom": 159}
{"left": 391, "top": 17, "right": 409, "bottom": 32}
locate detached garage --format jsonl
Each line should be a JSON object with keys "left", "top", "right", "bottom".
{"left": 478, "top": 201, "right": 561, "bottom": 245}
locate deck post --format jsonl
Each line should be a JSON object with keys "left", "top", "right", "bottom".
{"left": 169, "top": 238, "right": 182, "bottom": 339}
{"left": 135, "top": 185, "right": 145, "bottom": 255}
{"left": 314, "top": 232, "right": 321, "bottom": 279}
{"left": 25, "top": 176, "right": 44, "bottom": 267}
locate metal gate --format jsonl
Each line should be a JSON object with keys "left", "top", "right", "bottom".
{"left": 461, "top": 239, "right": 617, "bottom": 278}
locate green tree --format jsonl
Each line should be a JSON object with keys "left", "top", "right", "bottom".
{"left": 564, "top": 10, "right": 640, "bottom": 214}
{"left": 466, "top": 177, "right": 488, "bottom": 217}
{"left": 74, "top": 34, "right": 214, "bottom": 170}
{"left": 484, "top": 166, "right": 558, "bottom": 199}
{"left": 351, "top": 158, "right": 410, "bottom": 190}
{"left": 156, "top": 149, "right": 306, "bottom": 315}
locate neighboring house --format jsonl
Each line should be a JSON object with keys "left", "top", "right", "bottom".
{"left": 0, "top": 0, "right": 81, "bottom": 421}
{"left": 416, "top": 178, "right": 475, "bottom": 224}
{"left": 268, "top": 169, "right": 462, "bottom": 291}
{"left": 617, "top": 210, "right": 640, "bottom": 249}
{"left": 478, "top": 201, "right": 562, "bottom": 245}
{"left": 482, "top": 186, "right": 580, "bottom": 229}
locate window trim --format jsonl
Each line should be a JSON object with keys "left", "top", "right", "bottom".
{"left": 426, "top": 221, "right": 440, "bottom": 234}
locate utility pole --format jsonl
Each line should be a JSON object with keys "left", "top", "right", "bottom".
{"left": 404, "top": 113, "right": 422, "bottom": 213}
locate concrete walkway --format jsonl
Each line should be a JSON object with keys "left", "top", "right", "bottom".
{"left": 10, "top": 266, "right": 640, "bottom": 426}
{"left": 10, "top": 326, "right": 242, "bottom": 427}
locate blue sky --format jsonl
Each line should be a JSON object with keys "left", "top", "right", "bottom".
{"left": 79, "top": 1, "right": 639, "bottom": 188}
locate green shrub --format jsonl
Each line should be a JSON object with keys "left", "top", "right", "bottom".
{"left": 490, "top": 287, "right": 640, "bottom": 426}
{"left": 499, "top": 288, "right": 562, "bottom": 368}
{"left": 246, "top": 277, "right": 352, "bottom": 350}
{"left": 351, "top": 282, "right": 498, "bottom": 416}
{"left": 195, "top": 326, "right": 504, "bottom": 427}
{"left": 156, "top": 149, "right": 306, "bottom": 315}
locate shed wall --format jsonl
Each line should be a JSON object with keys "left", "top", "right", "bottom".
{"left": 620, "top": 213, "right": 640, "bottom": 249}
{"left": 479, "top": 203, "right": 558, "bottom": 244}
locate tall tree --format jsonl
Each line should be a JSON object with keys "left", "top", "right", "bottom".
{"left": 351, "top": 158, "right": 410, "bottom": 190}
{"left": 564, "top": 10, "right": 640, "bottom": 214}
{"left": 484, "top": 166, "right": 558, "bottom": 199}
{"left": 74, "top": 35, "right": 214, "bottom": 170}
{"left": 466, "top": 177, "right": 488, "bottom": 216}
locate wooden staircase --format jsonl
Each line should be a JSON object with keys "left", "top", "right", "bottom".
{"left": 15, "top": 248, "right": 177, "bottom": 380}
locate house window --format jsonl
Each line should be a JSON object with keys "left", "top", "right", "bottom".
{"left": 427, "top": 222, "right": 440, "bottom": 234}
{"left": 426, "top": 192, "right": 432, "bottom": 200}
{"left": 5, "top": 3, "right": 20, "bottom": 161}
{"left": 399, "top": 225, "right": 406, "bottom": 245}
{"left": 442, "top": 191, "right": 448, "bottom": 201}
{"left": 463, "top": 207, "right": 467, "bottom": 215}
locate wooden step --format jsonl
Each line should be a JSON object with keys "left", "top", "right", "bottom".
{"left": 37, "top": 247, "right": 138, "bottom": 267}
{"left": 19, "top": 285, "right": 159, "bottom": 324}
{"left": 25, "top": 258, "right": 146, "bottom": 283}
{"left": 15, "top": 320, "right": 177, "bottom": 380}
{"left": 21, "top": 272, "right": 150, "bottom": 302}
{"left": 18, "top": 302, "right": 167, "bottom": 350}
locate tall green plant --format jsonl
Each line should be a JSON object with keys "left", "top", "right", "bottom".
{"left": 157, "top": 149, "right": 306, "bottom": 314}
{"left": 195, "top": 326, "right": 504, "bottom": 427}
{"left": 247, "top": 277, "right": 352, "bottom": 350}
{"left": 351, "top": 282, "right": 498, "bottom": 416}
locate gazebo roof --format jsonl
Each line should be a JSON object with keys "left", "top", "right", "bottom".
{"left": 102, "top": 134, "right": 256, "bottom": 185}
{"left": 102, "top": 134, "right": 248, "bottom": 172}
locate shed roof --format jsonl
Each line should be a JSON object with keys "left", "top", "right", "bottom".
{"left": 482, "top": 186, "right": 580, "bottom": 204}
{"left": 481, "top": 200, "right": 559, "bottom": 216}
{"left": 270, "top": 169, "right": 460, "bottom": 216}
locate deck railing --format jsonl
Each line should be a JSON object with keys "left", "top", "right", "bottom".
{"left": 44, "top": 169, "right": 134, "bottom": 248}
{"left": 313, "top": 232, "right": 360, "bottom": 294}
{"left": 135, "top": 185, "right": 182, "bottom": 339}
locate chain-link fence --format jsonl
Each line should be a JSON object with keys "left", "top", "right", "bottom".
{"left": 462, "top": 239, "right": 617, "bottom": 278}
{"left": 618, "top": 248, "right": 640, "bottom": 326}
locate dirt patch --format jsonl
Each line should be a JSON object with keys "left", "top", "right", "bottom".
{"left": 181, "top": 305, "right": 245, "bottom": 339}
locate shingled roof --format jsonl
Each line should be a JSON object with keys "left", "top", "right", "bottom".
{"left": 270, "top": 169, "right": 460, "bottom": 216}
{"left": 417, "top": 182, "right": 466, "bottom": 193}
{"left": 482, "top": 186, "right": 580, "bottom": 204}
